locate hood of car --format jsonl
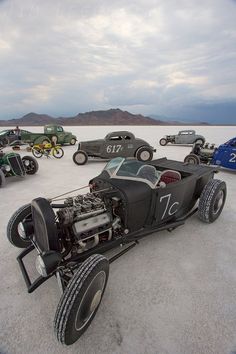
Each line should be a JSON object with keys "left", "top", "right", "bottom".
{"left": 79, "top": 139, "right": 104, "bottom": 154}
{"left": 79, "top": 139, "right": 104, "bottom": 146}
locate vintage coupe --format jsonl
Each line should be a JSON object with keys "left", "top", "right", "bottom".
{"left": 73, "top": 131, "right": 156, "bottom": 165}
{"left": 7, "top": 157, "right": 226, "bottom": 345}
{"left": 0, "top": 150, "right": 38, "bottom": 187}
{"left": 159, "top": 130, "right": 205, "bottom": 146}
{"left": 184, "top": 137, "right": 236, "bottom": 170}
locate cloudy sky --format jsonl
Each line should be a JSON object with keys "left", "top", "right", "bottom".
{"left": 0, "top": 0, "right": 236, "bottom": 123}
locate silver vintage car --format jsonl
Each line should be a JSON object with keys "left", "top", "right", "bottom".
{"left": 73, "top": 131, "right": 156, "bottom": 165}
{"left": 159, "top": 130, "right": 205, "bottom": 146}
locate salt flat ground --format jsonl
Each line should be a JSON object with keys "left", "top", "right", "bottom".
{"left": 0, "top": 126, "right": 236, "bottom": 354}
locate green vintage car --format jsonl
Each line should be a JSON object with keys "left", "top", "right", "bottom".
{"left": 0, "top": 125, "right": 77, "bottom": 147}
{"left": 0, "top": 150, "right": 38, "bottom": 187}
{"left": 43, "top": 125, "right": 77, "bottom": 145}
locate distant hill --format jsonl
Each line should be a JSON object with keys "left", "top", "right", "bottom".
{"left": 0, "top": 108, "right": 210, "bottom": 126}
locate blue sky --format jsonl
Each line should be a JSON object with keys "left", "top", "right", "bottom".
{"left": 0, "top": 0, "right": 236, "bottom": 123}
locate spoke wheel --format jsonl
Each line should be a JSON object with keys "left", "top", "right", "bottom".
{"left": 53, "top": 147, "right": 64, "bottom": 159}
{"left": 32, "top": 148, "right": 43, "bottom": 158}
{"left": 22, "top": 156, "right": 39, "bottom": 174}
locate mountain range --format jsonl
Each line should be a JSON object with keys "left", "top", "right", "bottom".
{"left": 0, "top": 109, "right": 210, "bottom": 126}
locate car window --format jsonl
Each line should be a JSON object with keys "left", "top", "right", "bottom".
{"left": 57, "top": 126, "right": 64, "bottom": 132}
{"left": 109, "top": 136, "right": 122, "bottom": 141}
{"left": 0, "top": 131, "right": 7, "bottom": 136}
{"left": 124, "top": 136, "right": 131, "bottom": 140}
{"left": 45, "top": 127, "right": 53, "bottom": 132}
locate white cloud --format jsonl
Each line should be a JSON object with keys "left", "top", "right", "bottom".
{"left": 0, "top": 0, "right": 236, "bottom": 119}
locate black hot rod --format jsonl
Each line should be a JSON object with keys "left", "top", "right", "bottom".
{"left": 7, "top": 157, "right": 226, "bottom": 345}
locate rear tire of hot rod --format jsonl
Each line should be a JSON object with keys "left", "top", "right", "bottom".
{"left": 159, "top": 138, "right": 167, "bottom": 146}
{"left": 54, "top": 254, "right": 109, "bottom": 345}
{"left": 22, "top": 156, "right": 39, "bottom": 174}
{"left": 184, "top": 154, "right": 200, "bottom": 165}
{"left": 135, "top": 146, "right": 153, "bottom": 162}
{"left": 73, "top": 150, "right": 88, "bottom": 165}
{"left": 7, "top": 204, "right": 32, "bottom": 248}
{"left": 0, "top": 169, "right": 6, "bottom": 188}
{"left": 198, "top": 179, "right": 226, "bottom": 223}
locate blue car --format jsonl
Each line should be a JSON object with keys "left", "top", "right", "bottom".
{"left": 184, "top": 137, "right": 236, "bottom": 170}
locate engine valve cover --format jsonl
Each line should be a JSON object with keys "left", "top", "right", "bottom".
{"left": 72, "top": 212, "right": 111, "bottom": 240}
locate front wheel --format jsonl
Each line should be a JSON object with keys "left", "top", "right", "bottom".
{"left": 0, "top": 169, "right": 6, "bottom": 188}
{"left": 32, "top": 147, "right": 43, "bottom": 158}
{"left": 7, "top": 204, "right": 32, "bottom": 248}
{"left": 159, "top": 138, "right": 167, "bottom": 146}
{"left": 184, "top": 153, "right": 200, "bottom": 165}
{"left": 135, "top": 146, "right": 153, "bottom": 162}
{"left": 73, "top": 150, "right": 88, "bottom": 165}
{"left": 22, "top": 156, "right": 39, "bottom": 174}
{"left": 198, "top": 179, "right": 227, "bottom": 223}
{"left": 54, "top": 254, "right": 109, "bottom": 345}
{"left": 53, "top": 147, "right": 64, "bottom": 159}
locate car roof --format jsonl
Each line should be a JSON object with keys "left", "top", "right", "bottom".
{"left": 179, "top": 130, "right": 195, "bottom": 133}
{"left": 105, "top": 131, "right": 135, "bottom": 139}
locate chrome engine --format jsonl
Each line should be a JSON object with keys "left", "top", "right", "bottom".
{"left": 57, "top": 193, "right": 121, "bottom": 252}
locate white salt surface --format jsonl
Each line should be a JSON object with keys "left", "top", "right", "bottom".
{"left": 0, "top": 126, "right": 236, "bottom": 354}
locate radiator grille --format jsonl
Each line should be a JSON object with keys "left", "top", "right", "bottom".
{"left": 8, "top": 155, "right": 25, "bottom": 176}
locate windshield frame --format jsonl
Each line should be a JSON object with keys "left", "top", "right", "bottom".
{"left": 103, "top": 157, "right": 159, "bottom": 189}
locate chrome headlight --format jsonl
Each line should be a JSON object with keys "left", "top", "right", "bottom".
{"left": 3, "top": 164, "right": 11, "bottom": 172}
{"left": 35, "top": 255, "right": 47, "bottom": 277}
{"left": 35, "top": 252, "right": 62, "bottom": 277}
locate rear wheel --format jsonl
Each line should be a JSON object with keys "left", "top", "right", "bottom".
{"left": 22, "top": 156, "right": 39, "bottom": 174}
{"left": 198, "top": 179, "right": 226, "bottom": 223}
{"left": 184, "top": 154, "right": 200, "bottom": 165}
{"left": 73, "top": 150, "right": 88, "bottom": 165}
{"left": 54, "top": 254, "right": 109, "bottom": 345}
{"left": 159, "top": 138, "right": 167, "bottom": 146}
{"left": 0, "top": 169, "right": 6, "bottom": 188}
{"left": 53, "top": 147, "right": 64, "bottom": 159}
{"left": 136, "top": 146, "right": 153, "bottom": 162}
{"left": 7, "top": 204, "right": 32, "bottom": 248}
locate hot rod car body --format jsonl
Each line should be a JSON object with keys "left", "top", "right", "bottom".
{"left": 73, "top": 131, "right": 156, "bottom": 165}
{"left": 159, "top": 130, "right": 205, "bottom": 146}
{"left": 0, "top": 150, "right": 38, "bottom": 187}
{"left": 7, "top": 157, "right": 226, "bottom": 345}
{"left": 184, "top": 137, "right": 236, "bottom": 170}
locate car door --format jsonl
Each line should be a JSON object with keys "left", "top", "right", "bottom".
{"left": 102, "top": 135, "right": 125, "bottom": 158}
{"left": 175, "top": 131, "right": 188, "bottom": 144}
{"left": 56, "top": 126, "right": 65, "bottom": 143}
{"left": 213, "top": 139, "right": 236, "bottom": 169}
